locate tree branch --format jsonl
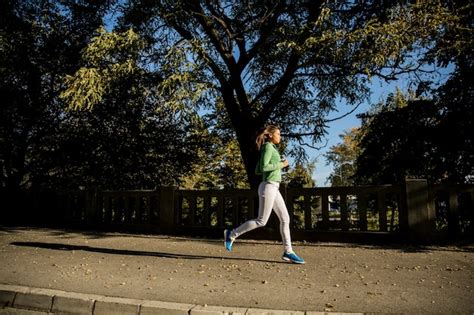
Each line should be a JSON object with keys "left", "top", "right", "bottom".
{"left": 296, "top": 138, "right": 329, "bottom": 150}
{"left": 323, "top": 101, "right": 363, "bottom": 123}
{"left": 191, "top": 1, "right": 251, "bottom": 115}
{"left": 238, "top": 3, "right": 285, "bottom": 71}
{"left": 257, "top": 3, "right": 324, "bottom": 123}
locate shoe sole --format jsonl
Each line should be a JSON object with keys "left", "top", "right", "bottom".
{"left": 224, "top": 230, "right": 231, "bottom": 251}
{"left": 282, "top": 256, "right": 305, "bottom": 264}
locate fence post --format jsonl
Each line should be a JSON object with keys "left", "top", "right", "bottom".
{"left": 403, "top": 178, "right": 435, "bottom": 242}
{"left": 447, "top": 189, "right": 460, "bottom": 238}
{"left": 159, "top": 186, "right": 177, "bottom": 232}
{"left": 85, "top": 189, "right": 97, "bottom": 227}
{"left": 279, "top": 183, "right": 289, "bottom": 229}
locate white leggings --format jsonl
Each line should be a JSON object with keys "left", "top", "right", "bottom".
{"left": 231, "top": 181, "right": 292, "bottom": 252}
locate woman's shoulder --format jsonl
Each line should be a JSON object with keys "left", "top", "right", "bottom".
{"left": 262, "top": 142, "right": 274, "bottom": 149}
{"left": 262, "top": 142, "right": 277, "bottom": 152}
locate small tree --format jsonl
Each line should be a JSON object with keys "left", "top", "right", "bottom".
{"left": 325, "top": 128, "right": 359, "bottom": 186}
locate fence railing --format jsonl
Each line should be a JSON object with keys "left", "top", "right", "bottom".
{"left": 1, "top": 179, "right": 472, "bottom": 243}
{"left": 431, "top": 184, "right": 474, "bottom": 237}
{"left": 174, "top": 185, "right": 403, "bottom": 232}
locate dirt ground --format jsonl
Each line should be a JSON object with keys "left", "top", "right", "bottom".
{"left": 0, "top": 226, "right": 473, "bottom": 314}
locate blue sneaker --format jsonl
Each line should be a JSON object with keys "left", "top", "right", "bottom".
{"left": 224, "top": 229, "right": 235, "bottom": 251}
{"left": 282, "top": 251, "right": 305, "bottom": 264}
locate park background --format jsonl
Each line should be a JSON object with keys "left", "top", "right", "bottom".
{"left": 1, "top": 4, "right": 473, "bottom": 314}
{"left": 1, "top": 1, "right": 472, "bottom": 243}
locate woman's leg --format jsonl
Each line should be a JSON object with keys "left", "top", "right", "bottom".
{"left": 231, "top": 182, "right": 277, "bottom": 238}
{"left": 272, "top": 190, "right": 293, "bottom": 253}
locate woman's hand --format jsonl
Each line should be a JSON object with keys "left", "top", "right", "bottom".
{"left": 282, "top": 159, "right": 289, "bottom": 168}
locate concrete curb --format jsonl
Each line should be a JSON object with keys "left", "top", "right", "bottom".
{"left": 0, "top": 284, "right": 371, "bottom": 314}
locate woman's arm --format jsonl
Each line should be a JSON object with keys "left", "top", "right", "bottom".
{"left": 261, "top": 144, "right": 284, "bottom": 172}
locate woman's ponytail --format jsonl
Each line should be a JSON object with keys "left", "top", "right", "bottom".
{"left": 255, "top": 124, "right": 279, "bottom": 151}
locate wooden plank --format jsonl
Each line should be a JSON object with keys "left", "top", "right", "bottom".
{"left": 189, "top": 194, "right": 196, "bottom": 226}
{"left": 314, "top": 195, "right": 322, "bottom": 228}
{"left": 118, "top": 195, "right": 125, "bottom": 223}
{"left": 203, "top": 195, "right": 211, "bottom": 226}
{"left": 113, "top": 195, "right": 122, "bottom": 223}
{"left": 304, "top": 193, "right": 312, "bottom": 230}
{"left": 64, "top": 193, "right": 72, "bottom": 222}
{"left": 145, "top": 196, "right": 152, "bottom": 227}
{"left": 124, "top": 196, "right": 131, "bottom": 223}
{"left": 321, "top": 193, "right": 329, "bottom": 230}
{"left": 358, "top": 194, "right": 368, "bottom": 231}
{"left": 398, "top": 185, "right": 409, "bottom": 233}
{"left": 103, "top": 195, "right": 111, "bottom": 224}
{"left": 233, "top": 196, "right": 239, "bottom": 226}
{"left": 248, "top": 195, "right": 256, "bottom": 220}
{"left": 177, "top": 195, "right": 183, "bottom": 226}
{"left": 217, "top": 196, "right": 224, "bottom": 228}
{"left": 340, "top": 194, "right": 349, "bottom": 231}
{"left": 134, "top": 196, "right": 141, "bottom": 223}
{"left": 378, "top": 191, "right": 387, "bottom": 232}
{"left": 448, "top": 190, "right": 459, "bottom": 236}
{"left": 132, "top": 196, "right": 139, "bottom": 223}
{"left": 287, "top": 192, "right": 295, "bottom": 229}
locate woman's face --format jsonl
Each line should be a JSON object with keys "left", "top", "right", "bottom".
{"left": 269, "top": 129, "right": 281, "bottom": 144}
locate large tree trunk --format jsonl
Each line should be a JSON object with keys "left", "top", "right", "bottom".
{"left": 220, "top": 86, "right": 263, "bottom": 188}
{"left": 235, "top": 123, "right": 261, "bottom": 188}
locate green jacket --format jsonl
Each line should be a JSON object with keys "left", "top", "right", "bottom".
{"left": 255, "top": 142, "right": 284, "bottom": 182}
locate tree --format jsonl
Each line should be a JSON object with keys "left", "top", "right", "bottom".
{"left": 325, "top": 128, "right": 359, "bottom": 186}
{"left": 41, "top": 70, "right": 206, "bottom": 190}
{"left": 180, "top": 136, "right": 249, "bottom": 189}
{"left": 354, "top": 82, "right": 473, "bottom": 185}
{"left": 354, "top": 0, "right": 473, "bottom": 185}
{"left": 0, "top": 0, "right": 110, "bottom": 190}
{"left": 1, "top": 1, "right": 208, "bottom": 191}
{"left": 283, "top": 161, "right": 316, "bottom": 188}
{"left": 62, "top": 1, "right": 462, "bottom": 187}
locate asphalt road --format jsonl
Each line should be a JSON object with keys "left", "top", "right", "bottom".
{"left": 0, "top": 226, "right": 473, "bottom": 314}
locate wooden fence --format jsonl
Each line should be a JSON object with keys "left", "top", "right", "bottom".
{"left": 1, "top": 179, "right": 473, "bottom": 243}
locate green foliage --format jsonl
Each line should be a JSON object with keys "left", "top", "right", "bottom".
{"left": 326, "top": 67, "right": 472, "bottom": 186}
{"left": 1, "top": 1, "right": 208, "bottom": 190}
{"left": 180, "top": 136, "right": 249, "bottom": 190}
{"left": 41, "top": 71, "right": 205, "bottom": 190}
{"left": 325, "top": 0, "right": 472, "bottom": 187}
{"left": 115, "top": 1, "right": 465, "bottom": 186}
{"left": 354, "top": 69, "right": 473, "bottom": 185}
{"left": 1, "top": 0, "right": 109, "bottom": 189}
{"left": 157, "top": 39, "right": 216, "bottom": 111}
{"left": 60, "top": 26, "right": 145, "bottom": 110}
{"left": 283, "top": 161, "right": 316, "bottom": 188}
{"left": 293, "top": 2, "right": 459, "bottom": 79}
{"left": 325, "top": 128, "right": 359, "bottom": 186}
{"left": 7, "top": 1, "right": 470, "bottom": 189}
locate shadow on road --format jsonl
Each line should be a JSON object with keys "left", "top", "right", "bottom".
{"left": 10, "top": 241, "right": 288, "bottom": 264}
{"left": 4, "top": 226, "right": 473, "bottom": 254}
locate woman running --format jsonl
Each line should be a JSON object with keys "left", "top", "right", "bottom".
{"left": 224, "top": 124, "right": 305, "bottom": 264}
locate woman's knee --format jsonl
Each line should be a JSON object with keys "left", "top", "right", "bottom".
{"left": 280, "top": 215, "right": 290, "bottom": 225}
{"left": 255, "top": 217, "right": 268, "bottom": 227}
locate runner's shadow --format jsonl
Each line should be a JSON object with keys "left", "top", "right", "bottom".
{"left": 11, "top": 241, "right": 287, "bottom": 264}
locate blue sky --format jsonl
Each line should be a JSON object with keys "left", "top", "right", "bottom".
{"left": 308, "top": 78, "right": 401, "bottom": 186}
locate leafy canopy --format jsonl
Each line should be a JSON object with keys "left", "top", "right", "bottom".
{"left": 60, "top": 1, "right": 465, "bottom": 185}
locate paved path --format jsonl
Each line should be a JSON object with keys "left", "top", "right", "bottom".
{"left": 0, "top": 226, "right": 473, "bottom": 314}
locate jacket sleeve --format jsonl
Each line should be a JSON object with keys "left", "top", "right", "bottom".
{"left": 261, "top": 144, "right": 283, "bottom": 172}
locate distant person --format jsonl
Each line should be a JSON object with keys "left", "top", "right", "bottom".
{"left": 224, "top": 124, "right": 305, "bottom": 264}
